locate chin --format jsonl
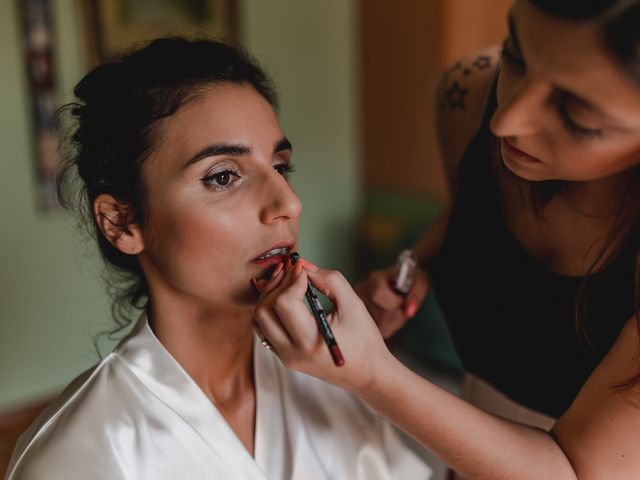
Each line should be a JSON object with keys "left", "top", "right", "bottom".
{"left": 230, "top": 284, "right": 262, "bottom": 308}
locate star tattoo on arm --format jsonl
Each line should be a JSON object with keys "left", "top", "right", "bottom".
{"left": 442, "top": 61, "right": 463, "bottom": 82}
{"left": 472, "top": 55, "right": 492, "bottom": 71}
{"left": 444, "top": 81, "right": 469, "bottom": 110}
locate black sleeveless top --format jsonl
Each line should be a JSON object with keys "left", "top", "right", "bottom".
{"left": 429, "top": 79, "right": 637, "bottom": 419}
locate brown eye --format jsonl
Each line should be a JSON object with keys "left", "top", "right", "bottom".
{"left": 215, "top": 172, "right": 230, "bottom": 185}
{"left": 201, "top": 169, "right": 241, "bottom": 190}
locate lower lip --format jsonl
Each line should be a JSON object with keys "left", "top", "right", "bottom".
{"left": 251, "top": 253, "right": 289, "bottom": 268}
{"left": 500, "top": 139, "right": 542, "bottom": 167}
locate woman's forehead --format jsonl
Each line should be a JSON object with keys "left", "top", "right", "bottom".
{"left": 150, "top": 84, "right": 284, "bottom": 165}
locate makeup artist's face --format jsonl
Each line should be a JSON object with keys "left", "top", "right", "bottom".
{"left": 491, "top": 0, "right": 640, "bottom": 182}
{"left": 137, "top": 83, "right": 301, "bottom": 312}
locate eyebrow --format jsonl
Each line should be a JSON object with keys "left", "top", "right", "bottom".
{"left": 184, "top": 136, "right": 292, "bottom": 168}
{"left": 275, "top": 137, "right": 293, "bottom": 154}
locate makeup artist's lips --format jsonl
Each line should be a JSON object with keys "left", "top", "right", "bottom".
{"left": 500, "top": 139, "right": 542, "bottom": 167}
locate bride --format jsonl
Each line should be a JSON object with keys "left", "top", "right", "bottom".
{"left": 6, "top": 37, "right": 431, "bottom": 480}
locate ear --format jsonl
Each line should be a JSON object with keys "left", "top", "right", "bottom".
{"left": 93, "top": 194, "right": 144, "bottom": 255}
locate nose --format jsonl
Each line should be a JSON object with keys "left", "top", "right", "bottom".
{"left": 490, "top": 76, "right": 549, "bottom": 138}
{"left": 259, "top": 171, "right": 302, "bottom": 224}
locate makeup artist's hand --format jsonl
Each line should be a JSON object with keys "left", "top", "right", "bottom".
{"left": 253, "top": 260, "right": 394, "bottom": 393}
{"left": 355, "top": 266, "right": 429, "bottom": 339}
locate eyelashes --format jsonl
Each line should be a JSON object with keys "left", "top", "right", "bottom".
{"left": 500, "top": 39, "right": 526, "bottom": 71}
{"left": 200, "top": 162, "right": 296, "bottom": 191}
{"left": 499, "top": 39, "right": 603, "bottom": 140}
{"left": 554, "top": 96, "right": 603, "bottom": 139}
{"left": 274, "top": 163, "right": 295, "bottom": 179}
{"left": 201, "top": 168, "right": 241, "bottom": 191}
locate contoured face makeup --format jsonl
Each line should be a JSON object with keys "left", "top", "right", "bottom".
{"left": 136, "top": 83, "right": 301, "bottom": 310}
{"left": 492, "top": 0, "right": 640, "bottom": 182}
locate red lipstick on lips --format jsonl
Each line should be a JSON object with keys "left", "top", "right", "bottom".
{"left": 252, "top": 253, "right": 289, "bottom": 268}
{"left": 251, "top": 243, "right": 294, "bottom": 272}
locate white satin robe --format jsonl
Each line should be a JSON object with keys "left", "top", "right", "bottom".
{"left": 6, "top": 318, "right": 431, "bottom": 479}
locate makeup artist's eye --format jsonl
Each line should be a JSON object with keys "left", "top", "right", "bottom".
{"left": 553, "top": 93, "right": 603, "bottom": 140}
{"left": 557, "top": 107, "right": 603, "bottom": 139}
{"left": 274, "top": 162, "right": 295, "bottom": 179}
{"left": 500, "top": 38, "right": 526, "bottom": 72}
{"left": 201, "top": 169, "right": 241, "bottom": 190}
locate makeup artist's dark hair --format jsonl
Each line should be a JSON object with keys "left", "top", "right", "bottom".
{"left": 520, "top": 0, "right": 640, "bottom": 385}
{"left": 57, "top": 37, "right": 277, "bottom": 337}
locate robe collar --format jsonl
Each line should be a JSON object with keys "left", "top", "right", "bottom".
{"left": 115, "top": 316, "right": 271, "bottom": 480}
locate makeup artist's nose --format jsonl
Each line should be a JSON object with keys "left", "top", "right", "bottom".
{"left": 259, "top": 174, "right": 302, "bottom": 224}
{"left": 490, "top": 77, "right": 549, "bottom": 138}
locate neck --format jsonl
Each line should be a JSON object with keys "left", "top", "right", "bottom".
{"left": 147, "top": 292, "right": 256, "bottom": 407}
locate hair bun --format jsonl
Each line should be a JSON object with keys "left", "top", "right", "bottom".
{"left": 74, "top": 62, "right": 130, "bottom": 104}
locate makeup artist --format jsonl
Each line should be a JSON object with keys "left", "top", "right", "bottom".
{"left": 254, "top": 0, "right": 640, "bottom": 477}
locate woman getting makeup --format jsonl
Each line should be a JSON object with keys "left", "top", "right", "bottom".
{"left": 255, "top": 0, "right": 640, "bottom": 478}
{"left": 5, "top": 38, "right": 431, "bottom": 480}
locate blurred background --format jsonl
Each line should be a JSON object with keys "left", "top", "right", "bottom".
{"left": 0, "top": 0, "right": 510, "bottom": 475}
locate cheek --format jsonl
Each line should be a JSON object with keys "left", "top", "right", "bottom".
{"left": 552, "top": 139, "right": 640, "bottom": 179}
{"left": 142, "top": 196, "right": 253, "bottom": 290}
{"left": 590, "top": 143, "right": 640, "bottom": 176}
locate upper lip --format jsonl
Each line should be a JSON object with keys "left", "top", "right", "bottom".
{"left": 253, "top": 240, "right": 295, "bottom": 261}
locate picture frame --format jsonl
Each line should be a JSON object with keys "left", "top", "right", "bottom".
{"left": 18, "top": 0, "right": 63, "bottom": 211}
{"left": 79, "top": 0, "right": 240, "bottom": 67}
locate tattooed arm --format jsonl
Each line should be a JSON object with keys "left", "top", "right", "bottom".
{"left": 353, "top": 48, "right": 502, "bottom": 339}
{"left": 410, "top": 48, "right": 502, "bottom": 265}
{"left": 436, "top": 47, "right": 501, "bottom": 195}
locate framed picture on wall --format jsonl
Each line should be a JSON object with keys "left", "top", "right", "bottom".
{"left": 79, "top": 0, "right": 240, "bottom": 67}
{"left": 18, "top": 0, "right": 63, "bottom": 211}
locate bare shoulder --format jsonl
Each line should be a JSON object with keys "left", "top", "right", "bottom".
{"left": 552, "top": 317, "right": 640, "bottom": 478}
{"left": 436, "top": 46, "right": 501, "bottom": 191}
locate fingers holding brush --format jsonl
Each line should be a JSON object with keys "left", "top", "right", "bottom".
{"left": 253, "top": 253, "right": 395, "bottom": 392}
{"left": 254, "top": 257, "right": 324, "bottom": 362}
